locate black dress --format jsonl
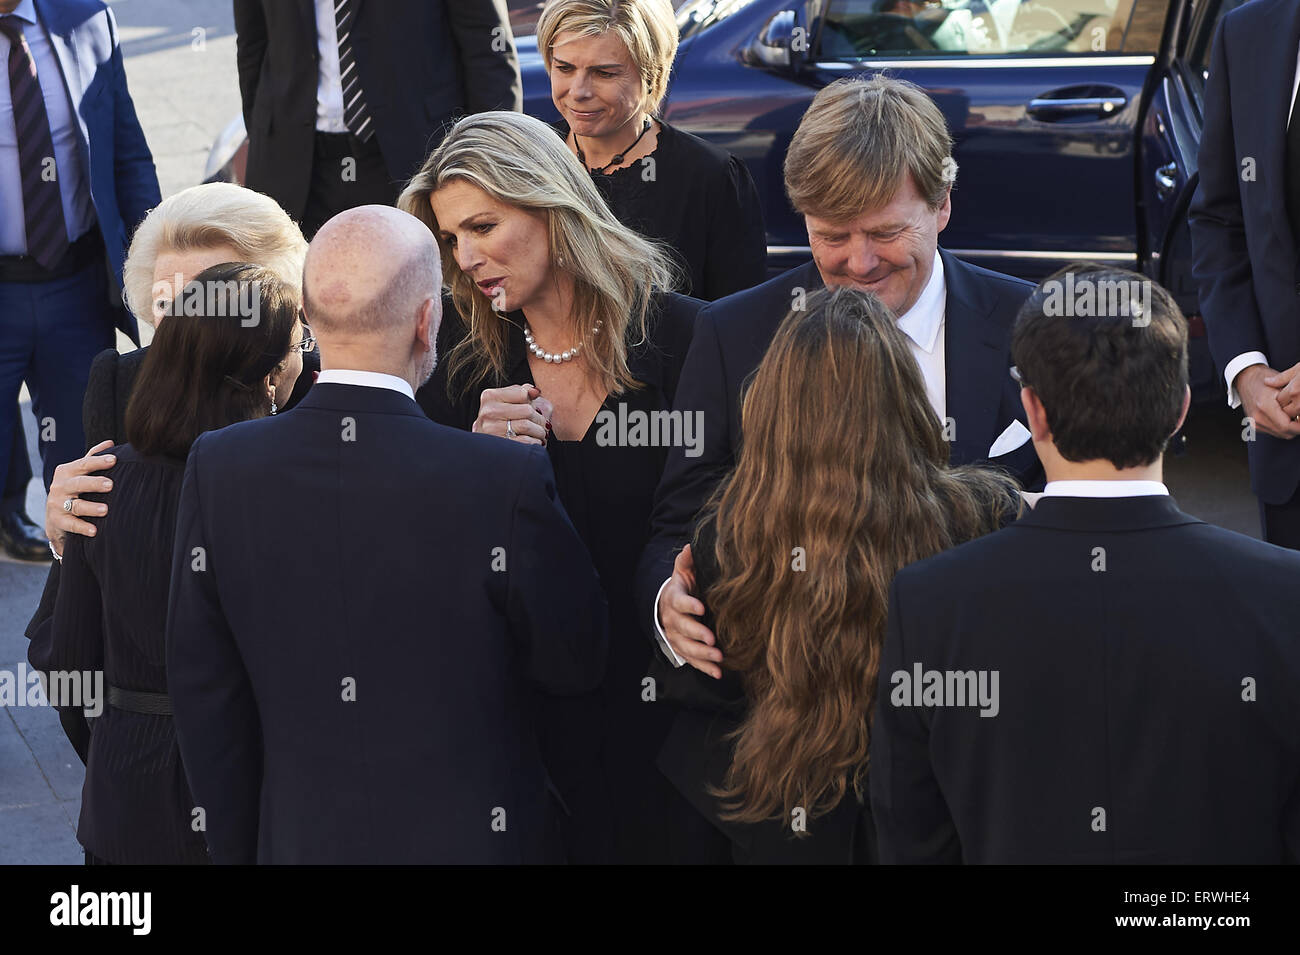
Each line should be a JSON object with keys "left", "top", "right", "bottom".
{"left": 559, "top": 120, "right": 768, "bottom": 301}
{"left": 653, "top": 515, "right": 878, "bottom": 864}
{"left": 31, "top": 443, "right": 209, "bottom": 864}
{"left": 417, "top": 291, "right": 728, "bottom": 863}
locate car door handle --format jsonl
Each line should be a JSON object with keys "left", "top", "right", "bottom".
{"left": 1155, "top": 162, "right": 1179, "bottom": 199}
{"left": 1027, "top": 96, "right": 1127, "bottom": 119}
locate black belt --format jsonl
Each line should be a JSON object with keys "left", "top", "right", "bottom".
{"left": 0, "top": 229, "right": 103, "bottom": 284}
{"left": 314, "top": 129, "right": 380, "bottom": 159}
{"left": 108, "top": 685, "right": 173, "bottom": 716}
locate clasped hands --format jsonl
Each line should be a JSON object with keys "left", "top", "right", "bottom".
{"left": 1237, "top": 363, "right": 1300, "bottom": 438}
{"left": 473, "top": 384, "right": 553, "bottom": 446}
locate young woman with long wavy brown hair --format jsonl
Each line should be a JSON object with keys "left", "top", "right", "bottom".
{"left": 657, "top": 285, "right": 1020, "bottom": 863}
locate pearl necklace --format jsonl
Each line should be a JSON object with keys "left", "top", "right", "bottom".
{"left": 524, "top": 321, "right": 601, "bottom": 364}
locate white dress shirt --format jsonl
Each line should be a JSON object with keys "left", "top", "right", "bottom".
{"left": 314, "top": 0, "right": 348, "bottom": 134}
{"left": 315, "top": 368, "right": 414, "bottom": 400}
{"left": 1222, "top": 38, "right": 1300, "bottom": 408}
{"left": 898, "top": 250, "right": 947, "bottom": 423}
{"left": 651, "top": 252, "right": 953, "bottom": 667}
{"left": 0, "top": 0, "right": 95, "bottom": 254}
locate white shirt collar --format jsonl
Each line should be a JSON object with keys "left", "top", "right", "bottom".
{"left": 1042, "top": 480, "right": 1169, "bottom": 498}
{"left": 314, "top": 369, "right": 414, "bottom": 400}
{"left": 895, "top": 250, "right": 945, "bottom": 354}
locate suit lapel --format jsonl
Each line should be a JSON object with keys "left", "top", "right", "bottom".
{"left": 298, "top": 0, "right": 317, "bottom": 30}
{"left": 941, "top": 249, "right": 1008, "bottom": 466}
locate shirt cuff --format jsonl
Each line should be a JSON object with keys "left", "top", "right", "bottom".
{"left": 1224, "top": 351, "right": 1269, "bottom": 409}
{"left": 651, "top": 576, "right": 687, "bottom": 668}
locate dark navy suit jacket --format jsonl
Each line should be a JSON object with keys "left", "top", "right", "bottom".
{"left": 870, "top": 494, "right": 1300, "bottom": 863}
{"left": 635, "top": 250, "right": 1042, "bottom": 636}
{"left": 33, "top": 0, "right": 161, "bottom": 344}
{"left": 1189, "top": 0, "right": 1300, "bottom": 504}
{"left": 165, "top": 383, "right": 608, "bottom": 864}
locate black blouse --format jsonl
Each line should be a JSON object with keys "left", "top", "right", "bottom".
{"left": 560, "top": 120, "right": 768, "bottom": 301}
{"left": 37, "top": 444, "right": 209, "bottom": 864}
{"left": 417, "top": 290, "right": 705, "bottom": 860}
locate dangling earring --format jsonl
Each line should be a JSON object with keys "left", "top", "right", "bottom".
{"left": 270, "top": 397, "right": 278, "bottom": 415}
{"left": 556, "top": 253, "right": 565, "bottom": 269}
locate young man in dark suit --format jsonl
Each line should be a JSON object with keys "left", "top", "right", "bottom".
{"left": 166, "top": 207, "right": 607, "bottom": 864}
{"left": 233, "top": 0, "right": 521, "bottom": 238}
{"left": 637, "top": 75, "right": 1043, "bottom": 677}
{"left": 1190, "top": 0, "right": 1300, "bottom": 548}
{"left": 869, "top": 265, "right": 1300, "bottom": 864}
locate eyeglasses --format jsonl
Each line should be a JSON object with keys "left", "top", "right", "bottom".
{"left": 291, "top": 327, "right": 316, "bottom": 354}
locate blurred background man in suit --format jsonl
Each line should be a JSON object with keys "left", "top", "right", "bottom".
{"left": 233, "top": 0, "right": 522, "bottom": 238}
{"left": 0, "top": 0, "right": 159, "bottom": 557}
{"left": 871, "top": 266, "right": 1300, "bottom": 864}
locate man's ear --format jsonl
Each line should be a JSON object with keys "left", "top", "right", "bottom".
{"left": 935, "top": 185, "right": 952, "bottom": 235}
{"left": 416, "top": 297, "right": 439, "bottom": 351}
{"left": 1020, "top": 386, "right": 1051, "bottom": 443}
{"left": 1172, "top": 384, "right": 1191, "bottom": 436}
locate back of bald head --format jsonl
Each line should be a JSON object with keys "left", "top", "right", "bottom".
{"left": 303, "top": 205, "right": 441, "bottom": 337}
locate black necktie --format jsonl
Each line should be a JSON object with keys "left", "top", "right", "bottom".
{"left": 0, "top": 16, "right": 69, "bottom": 270}
{"left": 334, "top": 0, "right": 374, "bottom": 142}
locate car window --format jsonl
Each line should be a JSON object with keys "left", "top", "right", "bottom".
{"left": 819, "top": 0, "right": 1172, "bottom": 58}
{"left": 1188, "top": 0, "right": 1247, "bottom": 79}
{"left": 677, "top": 0, "right": 763, "bottom": 39}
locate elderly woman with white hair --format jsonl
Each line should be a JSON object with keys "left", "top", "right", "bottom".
{"left": 401, "top": 108, "right": 730, "bottom": 864}
{"left": 40, "top": 182, "right": 310, "bottom": 557}
{"left": 26, "top": 183, "right": 312, "bottom": 762}
{"left": 538, "top": 0, "right": 766, "bottom": 301}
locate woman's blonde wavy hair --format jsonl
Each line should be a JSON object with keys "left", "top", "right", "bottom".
{"left": 398, "top": 110, "right": 677, "bottom": 397}
{"left": 701, "top": 286, "right": 1021, "bottom": 826}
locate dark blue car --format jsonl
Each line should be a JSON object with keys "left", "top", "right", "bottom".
{"left": 208, "top": 0, "right": 1240, "bottom": 397}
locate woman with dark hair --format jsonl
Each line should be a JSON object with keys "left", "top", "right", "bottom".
{"left": 35, "top": 263, "right": 307, "bottom": 865}
{"left": 656, "top": 286, "right": 1020, "bottom": 864}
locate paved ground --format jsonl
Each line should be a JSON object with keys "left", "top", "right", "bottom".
{"left": 0, "top": 0, "right": 1264, "bottom": 865}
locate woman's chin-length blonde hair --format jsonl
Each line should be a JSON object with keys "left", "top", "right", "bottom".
{"left": 537, "top": 0, "right": 679, "bottom": 115}
{"left": 398, "top": 110, "right": 677, "bottom": 398}
{"left": 122, "top": 182, "right": 307, "bottom": 326}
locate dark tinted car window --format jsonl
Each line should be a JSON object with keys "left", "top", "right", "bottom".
{"left": 820, "top": 0, "right": 1171, "bottom": 57}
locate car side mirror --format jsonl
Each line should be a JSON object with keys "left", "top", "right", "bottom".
{"left": 747, "top": 8, "right": 809, "bottom": 72}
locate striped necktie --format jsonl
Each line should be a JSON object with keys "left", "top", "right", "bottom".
{"left": 0, "top": 16, "right": 69, "bottom": 270}
{"left": 334, "top": 0, "right": 374, "bottom": 142}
